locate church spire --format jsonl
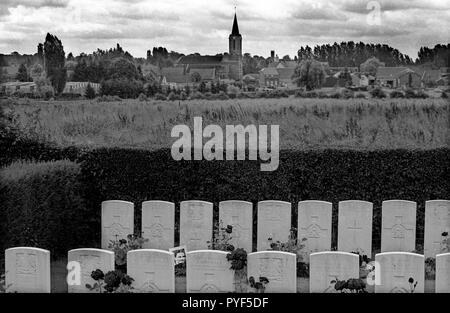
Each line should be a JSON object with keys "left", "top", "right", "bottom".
{"left": 231, "top": 12, "right": 240, "bottom": 36}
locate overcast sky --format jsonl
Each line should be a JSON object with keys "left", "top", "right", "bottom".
{"left": 0, "top": 0, "right": 449, "bottom": 59}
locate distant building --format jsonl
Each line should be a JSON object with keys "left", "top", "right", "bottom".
{"left": 160, "top": 66, "right": 217, "bottom": 88}
{"left": 259, "top": 67, "right": 279, "bottom": 88}
{"left": 376, "top": 67, "right": 421, "bottom": 88}
{"left": 173, "top": 13, "right": 243, "bottom": 81}
{"left": 0, "top": 81, "right": 36, "bottom": 95}
{"left": 63, "top": 82, "right": 100, "bottom": 95}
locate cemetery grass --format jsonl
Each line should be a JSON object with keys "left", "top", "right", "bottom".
{"left": 4, "top": 97, "right": 449, "bottom": 151}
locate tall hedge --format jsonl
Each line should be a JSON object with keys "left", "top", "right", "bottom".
{"left": 0, "top": 160, "right": 94, "bottom": 259}
{"left": 1, "top": 136, "right": 449, "bottom": 255}
{"left": 80, "top": 147, "right": 450, "bottom": 252}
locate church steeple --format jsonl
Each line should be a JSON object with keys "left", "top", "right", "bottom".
{"left": 231, "top": 13, "right": 240, "bottom": 36}
{"left": 229, "top": 11, "right": 242, "bottom": 57}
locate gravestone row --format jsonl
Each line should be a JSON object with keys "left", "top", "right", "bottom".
{"left": 102, "top": 200, "right": 450, "bottom": 258}
{"left": 5, "top": 248, "right": 450, "bottom": 293}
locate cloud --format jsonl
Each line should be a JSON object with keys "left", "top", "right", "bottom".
{"left": 291, "top": 3, "right": 348, "bottom": 21}
{"left": 340, "top": 0, "right": 450, "bottom": 14}
{"left": 0, "top": 0, "right": 448, "bottom": 59}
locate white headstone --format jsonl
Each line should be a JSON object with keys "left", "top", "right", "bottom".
{"left": 180, "top": 201, "right": 213, "bottom": 251}
{"left": 436, "top": 253, "right": 450, "bottom": 293}
{"left": 127, "top": 249, "right": 175, "bottom": 293}
{"left": 424, "top": 200, "right": 450, "bottom": 258}
{"left": 257, "top": 201, "right": 291, "bottom": 251}
{"left": 381, "top": 200, "right": 416, "bottom": 252}
{"left": 298, "top": 201, "right": 332, "bottom": 260}
{"left": 67, "top": 248, "right": 114, "bottom": 293}
{"left": 338, "top": 200, "right": 373, "bottom": 256}
{"left": 219, "top": 200, "right": 253, "bottom": 252}
{"left": 5, "top": 247, "right": 51, "bottom": 293}
{"left": 142, "top": 201, "right": 175, "bottom": 250}
{"left": 186, "top": 250, "right": 234, "bottom": 293}
{"left": 309, "top": 252, "right": 360, "bottom": 293}
{"left": 247, "top": 251, "right": 296, "bottom": 293}
{"left": 101, "top": 200, "right": 134, "bottom": 249}
{"left": 375, "top": 252, "right": 424, "bottom": 293}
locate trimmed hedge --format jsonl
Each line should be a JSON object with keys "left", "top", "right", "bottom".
{"left": 80, "top": 148, "right": 450, "bottom": 253}
{"left": 1, "top": 134, "right": 449, "bottom": 256}
{"left": 0, "top": 160, "right": 94, "bottom": 259}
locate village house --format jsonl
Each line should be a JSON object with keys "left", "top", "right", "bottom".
{"left": 376, "top": 67, "right": 421, "bottom": 88}
{"left": 160, "top": 66, "right": 217, "bottom": 89}
{"left": 0, "top": 81, "right": 36, "bottom": 95}
{"left": 259, "top": 67, "right": 279, "bottom": 88}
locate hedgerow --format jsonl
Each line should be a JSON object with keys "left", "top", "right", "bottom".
{"left": 1, "top": 137, "right": 448, "bottom": 255}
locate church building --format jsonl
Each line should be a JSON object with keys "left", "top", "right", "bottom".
{"left": 174, "top": 13, "right": 243, "bottom": 81}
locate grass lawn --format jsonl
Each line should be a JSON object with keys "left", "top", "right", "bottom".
{"left": 50, "top": 260, "right": 436, "bottom": 293}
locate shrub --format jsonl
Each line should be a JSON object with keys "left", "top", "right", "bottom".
{"left": 355, "top": 93, "right": 366, "bottom": 99}
{"left": 330, "top": 92, "right": 341, "bottom": 99}
{"left": 0, "top": 160, "right": 91, "bottom": 258}
{"left": 390, "top": 90, "right": 405, "bottom": 98}
{"left": 404, "top": 89, "right": 416, "bottom": 99}
{"left": 166, "top": 92, "right": 180, "bottom": 101}
{"left": 370, "top": 87, "right": 386, "bottom": 98}
{"left": 85, "top": 83, "right": 96, "bottom": 99}
{"left": 416, "top": 90, "right": 429, "bottom": 99}
{"left": 154, "top": 93, "right": 166, "bottom": 101}
{"left": 442, "top": 92, "right": 448, "bottom": 99}
{"left": 100, "top": 79, "right": 144, "bottom": 99}
{"left": 138, "top": 93, "right": 147, "bottom": 102}
{"left": 341, "top": 89, "right": 354, "bottom": 99}
{"left": 217, "top": 91, "right": 229, "bottom": 100}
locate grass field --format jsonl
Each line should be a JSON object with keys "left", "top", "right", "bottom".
{"left": 3, "top": 97, "right": 449, "bottom": 150}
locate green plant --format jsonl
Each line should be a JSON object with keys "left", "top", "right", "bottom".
{"left": 207, "top": 220, "right": 234, "bottom": 252}
{"left": 85, "top": 83, "right": 96, "bottom": 99}
{"left": 425, "top": 257, "right": 436, "bottom": 280}
{"left": 226, "top": 248, "right": 248, "bottom": 292}
{"left": 108, "top": 234, "right": 148, "bottom": 269}
{"left": 269, "top": 228, "right": 307, "bottom": 262}
{"left": 408, "top": 277, "right": 418, "bottom": 293}
{"left": 86, "top": 269, "right": 134, "bottom": 293}
{"left": 331, "top": 277, "right": 367, "bottom": 293}
{"left": 441, "top": 232, "right": 450, "bottom": 253}
{"left": 0, "top": 273, "right": 7, "bottom": 293}
{"left": 370, "top": 87, "right": 386, "bottom": 98}
{"left": 248, "top": 276, "right": 270, "bottom": 293}
{"left": 269, "top": 228, "right": 309, "bottom": 277}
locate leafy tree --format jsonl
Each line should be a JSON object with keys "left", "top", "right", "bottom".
{"left": 30, "top": 63, "right": 44, "bottom": 81}
{"left": 16, "top": 63, "right": 30, "bottom": 82}
{"left": 100, "top": 79, "right": 143, "bottom": 99}
{"left": 85, "top": 83, "right": 96, "bottom": 99}
{"left": 107, "top": 58, "right": 141, "bottom": 80}
{"left": 44, "top": 33, "right": 67, "bottom": 94}
{"left": 190, "top": 72, "right": 202, "bottom": 83}
{"left": 292, "top": 59, "right": 326, "bottom": 90}
{"left": 0, "top": 68, "right": 6, "bottom": 84}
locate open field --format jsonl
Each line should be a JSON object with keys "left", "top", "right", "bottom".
{"left": 3, "top": 97, "right": 449, "bottom": 150}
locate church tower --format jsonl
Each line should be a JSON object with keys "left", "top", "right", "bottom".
{"left": 227, "top": 12, "right": 243, "bottom": 80}
{"left": 229, "top": 13, "right": 242, "bottom": 56}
